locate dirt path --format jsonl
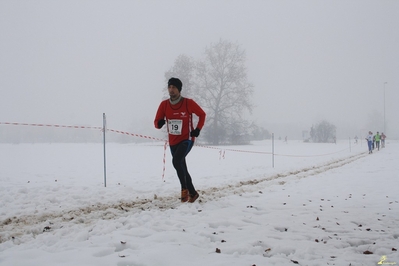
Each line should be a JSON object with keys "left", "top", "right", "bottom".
{"left": 0, "top": 151, "right": 368, "bottom": 243}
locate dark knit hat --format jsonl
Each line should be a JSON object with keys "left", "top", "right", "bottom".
{"left": 168, "top": 77, "right": 182, "bottom": 92}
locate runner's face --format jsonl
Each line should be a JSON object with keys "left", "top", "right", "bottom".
{"left": 168, "top": 85, "right": 180, "bottom": 100}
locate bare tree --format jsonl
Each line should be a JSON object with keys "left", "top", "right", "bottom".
{"left": 249, "top": 123, "right": 271, "bottom": 141}
{"left": 164, "top": 40, "right": 254, "bottom": 145}
{"left": 164, "top": 54, "right": 196, "bottom": 98}
{"left": 310, "top": 120, "right": 336, "bottom": 143}
{"left": 194, "top": 39, "right": 254, "bottom": 145}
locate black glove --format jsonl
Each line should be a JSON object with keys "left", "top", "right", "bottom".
{"left": 157, "top": 119, "right": 165, "bottom": 129}
{"left": 190, "top": 128, "right": 200, "bottom": 137}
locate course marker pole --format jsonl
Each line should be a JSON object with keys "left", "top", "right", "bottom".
{"left": 272, "top": 133, "right": 275, "bottom": 168}
{"left": 349, "top": 137, "right": 351, "bottom": 152}
{"left": 103, "top": 113, "right": 107, "bottom": 187}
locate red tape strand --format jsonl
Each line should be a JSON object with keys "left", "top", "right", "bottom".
{"left": 1, "top": 121, "right": 350, "bottom": 157}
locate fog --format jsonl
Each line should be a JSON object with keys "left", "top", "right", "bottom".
{"left": 1, "top": 0, "right": 398, "bottom": 140}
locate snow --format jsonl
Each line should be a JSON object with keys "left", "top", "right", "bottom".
{"left": 0, "top": 138, "right": 398, "bottom": 266}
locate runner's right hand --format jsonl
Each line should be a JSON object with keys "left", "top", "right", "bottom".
{"left": 157, "top": 119, "right": 165, "bottom": 128}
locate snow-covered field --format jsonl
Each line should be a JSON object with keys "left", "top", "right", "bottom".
{"left": 0, "top": 139, "right": 398, "bottom": 266}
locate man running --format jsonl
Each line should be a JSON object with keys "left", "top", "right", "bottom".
{"left": 375, "top": 132, "right": 381, "bottom": 150}
{"left": 381, "top": 132, "right": 386, "bottom": 148}
{"left": 366, "top": 131, "right": 373, "bottom": 154}
{"left": 154, "top": 77, "right": 206, "bottom": 203}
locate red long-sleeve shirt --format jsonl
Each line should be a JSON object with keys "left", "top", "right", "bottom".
{"left": 154, "top": 97, "right": 206, "bottom": 146}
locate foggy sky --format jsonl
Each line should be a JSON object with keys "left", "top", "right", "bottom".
{"left": 1, "top": 0, "right": 398, "bottom": 139}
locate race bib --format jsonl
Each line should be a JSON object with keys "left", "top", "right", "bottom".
{"left": 168, "top": 119, "right": 183, "bottom": 135}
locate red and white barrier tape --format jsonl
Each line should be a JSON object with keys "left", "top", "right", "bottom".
{"left": 0, "top": 121, "right": 102, "bottom": 130}
{"left": 1, "top": 121, "right": 350, "bottom": 158}
{"left": 162, "top": 141, "right": 168, "bottom": 180}
{"left": 107, "top": 129, "right": 166, "bottom": 142}
{"left": 274, "top": 148, "right": 350, "bottom": 157}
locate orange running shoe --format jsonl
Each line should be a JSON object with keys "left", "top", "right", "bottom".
{"left": 188, "top": 192, "right": 199, "bottom": 203}
{"left": 181, "top": 189, "right": 189, "bottom": 202}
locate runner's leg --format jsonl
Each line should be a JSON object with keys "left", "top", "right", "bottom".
{"left": 170, "top": 141, "right": 195, "bottom": 194}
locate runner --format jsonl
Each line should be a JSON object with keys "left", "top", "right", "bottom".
{"left": 381, "top": 132, "right": 386, "bottom": 148}
{"left": 154, "top": 77, "right": 206, "bottom": 203}
{"left": 365, "top": 131, "right": 373, "bottom": 154}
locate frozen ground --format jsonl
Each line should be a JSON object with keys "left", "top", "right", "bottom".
{"left": 0, "top": 139, "right": 398, "bottom": 266}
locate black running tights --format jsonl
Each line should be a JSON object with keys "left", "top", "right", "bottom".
{"left": 170, "top": 140, "right": 196, "bottom": 195}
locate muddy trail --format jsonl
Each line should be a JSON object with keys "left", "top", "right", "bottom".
{"left": 0, "top": 151, "right": 367, "bottom": 243}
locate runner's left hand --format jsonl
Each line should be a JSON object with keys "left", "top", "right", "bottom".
{"left": 190, "top": 128, "right": 200, "bottom": 137}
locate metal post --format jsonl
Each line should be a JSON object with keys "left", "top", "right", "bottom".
{"left": 272, "top": 133, "right": 275, "bottom": 168}
{"left": 103, "top": 113, "right": 107, "bottom": 187}
{"left": 384, "top": 82, "right": 387, "bottom": 133}
{"left": 349, "top": 137, "right": 351, "bottom": 152}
